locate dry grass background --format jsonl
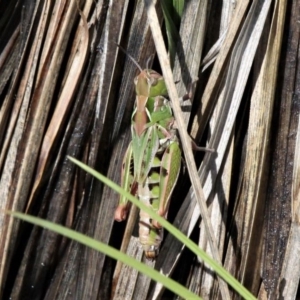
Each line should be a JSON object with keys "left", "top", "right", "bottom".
{"left": 0, "top": 0, "right": 299, "bottom": 299}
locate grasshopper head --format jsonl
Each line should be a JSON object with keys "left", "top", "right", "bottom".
{"left": 134, "top": 70, "right": 168, "bottom": 98}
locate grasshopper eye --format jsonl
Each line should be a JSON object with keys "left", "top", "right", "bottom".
{"left": 149, "top": 76, "right": 158, "bottom": 87}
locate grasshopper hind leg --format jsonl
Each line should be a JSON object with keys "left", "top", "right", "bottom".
{"left": 152, "top": 141, "right": 181, "bottom": 229}
{"left": 114, "top": 142, "right": 136, "bottom": 221}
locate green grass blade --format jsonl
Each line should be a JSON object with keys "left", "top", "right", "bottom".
{"left": 6, "top": 211, "right": 200, "bottom": 300}
{"left": 161, "top": 0, "right": 184, "bottom": 67}
{"left": 68, "top": 156, "right": 257, "bottom": 300}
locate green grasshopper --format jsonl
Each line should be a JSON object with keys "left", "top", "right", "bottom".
{"left": 114, "top": 56, "right": 181, "bottom": 259}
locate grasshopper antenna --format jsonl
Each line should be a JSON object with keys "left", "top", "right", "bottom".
{"left": 146, "top": 55, "right": 154, "bottom": 70}
{"left": 115, "top": 42, "right": 143, "bottom": 73}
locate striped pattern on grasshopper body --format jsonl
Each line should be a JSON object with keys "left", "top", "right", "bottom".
{"left": 115, "top": 69, "right": 181, "bottom": 259}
